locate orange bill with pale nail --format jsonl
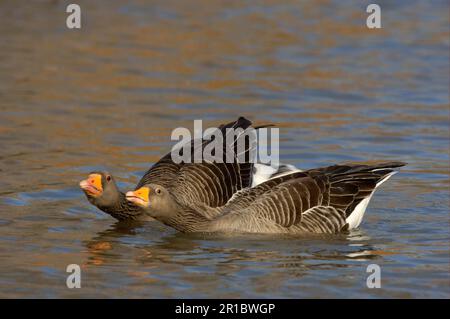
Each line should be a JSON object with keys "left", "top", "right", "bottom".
{"left": 125, "top": 187, "right": 150, "bottom": 207}
{"left": 79, "top": 173, "right": 103, "bottom": 197}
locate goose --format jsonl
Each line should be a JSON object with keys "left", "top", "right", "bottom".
{"left": 125, "top": 162, "right": 406, "bottom": 234}
{"left": 79, "top": 117, "right": 299, "bottom": 221}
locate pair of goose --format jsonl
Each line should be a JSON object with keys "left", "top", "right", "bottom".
{"left": 80, "top": 117, "right": 405, "bottom": 234}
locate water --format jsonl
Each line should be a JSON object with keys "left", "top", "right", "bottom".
{"left": 0, "top": 0, "right": 448, "bottom": 298}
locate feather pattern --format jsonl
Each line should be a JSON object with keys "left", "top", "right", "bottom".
{"left": 163, "top": 162, "right": 406, "bottom": 234}
{"left": 135, "top": 117, "right": 258, "bottom": 208}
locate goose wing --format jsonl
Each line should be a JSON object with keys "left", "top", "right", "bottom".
{"left": 135, "top": 117, "right": 258, "bottom": 207}
{"left": 219, "top": 162, "right": 405, "bottom": 233}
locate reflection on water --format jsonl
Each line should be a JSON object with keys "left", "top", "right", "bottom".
{"left": 81, "top": 222, "right": 387, "bottom": 298}
{"left": 0, "top": 0, "right": 448, "bottom": 298}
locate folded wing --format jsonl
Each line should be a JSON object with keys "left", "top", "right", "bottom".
{"left": 218, "top": 162, "right": 405, "bottom": 233}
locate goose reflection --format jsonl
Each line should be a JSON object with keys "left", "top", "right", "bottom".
{"left": 83, "top": 221, "right": 392, "bottom": 290}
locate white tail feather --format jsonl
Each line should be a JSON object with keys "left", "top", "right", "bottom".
{"left": 346, "top": 171, "right": 397, "bottom": 229}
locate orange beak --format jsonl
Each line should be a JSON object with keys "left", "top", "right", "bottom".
{"left": 126, "top": 187, "right": 150, "bottom": 207}
{"left": 79, "top": 174, "right": 103, "bottom": 197}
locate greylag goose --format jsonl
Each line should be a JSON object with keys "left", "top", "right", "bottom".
{"left": 79, "top": 117, "right": 298, "bottom": 220}
{"left": 126, "top": 162, "right": 406, "bottom": 234}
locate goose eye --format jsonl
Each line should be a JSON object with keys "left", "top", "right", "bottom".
{"left": 106, "top": 175, "right": 111, "bottom": 182}
{"left": 155, "top": 188, "right": 162, "bottom": 195}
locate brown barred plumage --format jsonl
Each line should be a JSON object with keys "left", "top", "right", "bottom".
{"left": 135, "top": 162, "right": 406, "bottom": 234}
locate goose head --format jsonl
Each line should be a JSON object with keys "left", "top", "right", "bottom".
{"left": 126, "top": 184, "right": 178, "bottom": 221}
{"left": 79, "top": 171, "right": 121, "bottom": 208}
